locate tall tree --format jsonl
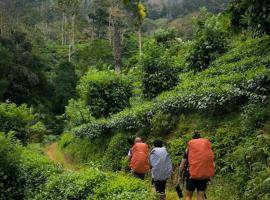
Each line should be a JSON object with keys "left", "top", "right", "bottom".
{"left": 57, "top": 0, "right": 81, "bottom": 62}
{"left": 123, "top": 0, "right": 146, "bottom": 55}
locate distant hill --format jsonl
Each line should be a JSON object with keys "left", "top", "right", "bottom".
{"left": 144, "top": 0, "right": 228, "bottom": 19}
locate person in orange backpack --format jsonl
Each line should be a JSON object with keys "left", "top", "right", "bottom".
{"left": 178, "top": 131, "right": 215, "bottom": 200}
{"left": 129, "top": 137, "right": 150, "bottom": 180}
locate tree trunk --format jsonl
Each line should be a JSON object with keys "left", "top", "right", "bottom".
{"left": 113, "top": 22, "right": 122, "bottom": 74}
{"left": 61, "top": 12, "right": 65, "bottom": 45}
{"left": 138, "top": 26, "right": 142, "bottom": 56}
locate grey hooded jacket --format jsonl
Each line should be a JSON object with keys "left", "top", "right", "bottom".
{"left": 150, "top": 147, "right": 173, "bottom": 181}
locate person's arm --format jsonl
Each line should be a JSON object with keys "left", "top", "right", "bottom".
{"left": 177, "top": 149, "right": 188, "bottom": 184}
{"left": 178, "top": 158, "right": 187, "bottom": 180}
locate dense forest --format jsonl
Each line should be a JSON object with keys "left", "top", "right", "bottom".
{"left": 0, "top": 0, "right": 270, "bottom": 199}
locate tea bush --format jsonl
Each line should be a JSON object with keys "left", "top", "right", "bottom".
{"left": 150, "top": 111, "right": 178, "bottom": 135}
{"left": 102, "top": 133, "right": 130, "bottom": 171}
{"left": 74, "top": 36, "right": 270, "bottom": 139}
{"left": 92, "top": 175, "right": 153, "bottom": 200}
{"left": 62, "top": 135, "right": 110, "bottom": 163}
{"left": 19, "top": 147, "right": 63, "bottom": 199}
{"left": 141, "top": 40, "right": 179, "bottom": 99}
{"left": 36, "top": 169, "right": 107, "bottom": 200}
{"left": 77, "top": 70, "right": 132, "bottom": 118}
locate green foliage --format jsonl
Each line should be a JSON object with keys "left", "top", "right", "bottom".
{"left": 141, "top": 40, "right": 179, "bottom": 99}
{"left": 229, "top": 0, "right": 270, "bottom": 34}
{"left": 62, "top": 136, "right": 110, "bottom": 163}
{"left": 36, "top": 169, "right": 107, "bottom": 200}
{"left": 28, "top": 121, "right": 47, "bottom": 143}
{"left": 19, "top": 147, "right": 63, "bottom": 199}
{"left": 58, "top": 132, "right": 74, "bottom": 149}
{"left": 76, "top": 36, "right": 270, "bottom": 139}
{"left": 0, "top": 133, "right": 22, "bottom": 200}
{"left": 153, "top": 28, "right": 177, "bottom": 44}
{"left": 77, "top": 70, "right": 132, "bottom": 118}
{"left": 74, "top": 39, "right": 114, "bottom": 74}
{"left": 0, "top": 32, "right": 53, "bottom": 105}
{"left": 186, "top": 11, "right": 228, "bottom": 71}
{"left": 0, "top": 102, "right": 35, "bottom": 143}
{"left": 91, "top": 175, "right": 153, "bottom": 200}
{"left": 150, "top": 111, "right": 178, "bottom": 135}
{"left": 245, "top": 168, "right": 270, "bottom": 200}
{"left": 53, "top": 61, "right": 77, "bottom": 114}
{"left": 65, "top": 99, "right": 94, "bottom": 128}
{"left": 227, "top": 132, "right": 270, "bottom": 198}
{"left": 240, "top": 103, "right": 270, "bottom": 135}
{"left": 103, "top": 133, "right": 130, "bottom": 171}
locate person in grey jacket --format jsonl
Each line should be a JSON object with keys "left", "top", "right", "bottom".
{"left": 150, "top": 139, "right": 173, "bottom": 200}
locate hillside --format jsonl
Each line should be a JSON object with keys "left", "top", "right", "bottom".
{"left": 1, "top": 0, "right": 270, "bottom": 200}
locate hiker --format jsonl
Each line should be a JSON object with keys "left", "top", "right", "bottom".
{"left": 129, "top": 137, "right": 150, "bottom": 180}
{"left": 150, "top": 139, "right": 173, "bottom": 200}
{"left": 178, "top": 131, "right": 215, "bottom": 200}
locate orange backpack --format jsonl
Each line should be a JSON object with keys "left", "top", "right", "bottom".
{"left": 188, "top": 138, "right": 215, "bottom": 180}
{"left": 130, "top": 143, "right": 150, "bottom": 173}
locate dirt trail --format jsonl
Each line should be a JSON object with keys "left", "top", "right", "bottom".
{"left": 45, "top": 142, "right": 80, "bottom": 171}
{"left": 46, "top": 143, "right": 58, "bottom": 162}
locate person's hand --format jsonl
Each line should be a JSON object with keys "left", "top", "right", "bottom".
{"left": 175, "top": 176, "right": 181, "bottom": 186}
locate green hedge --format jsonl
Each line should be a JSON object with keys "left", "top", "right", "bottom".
{"left": 74, "top": 37, "right": 270, "bottom": 139}
{"left": 35, "top": 169, "right": 107, "bottom": 200}
{"left": 77, "top": 70, "right": 132, "bottom": 118}
{"left": 91, "top": 175, "right": 153, "bottom": 200}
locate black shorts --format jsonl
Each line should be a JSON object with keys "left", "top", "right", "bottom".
{"left": 153, "top": 180, "right": 166, "bottom": 193}
{"left": 132, "top": 171, "right": 145, "bottom": 180}
{"left": 186, "top": 178, "right": 208, "bottom": 192}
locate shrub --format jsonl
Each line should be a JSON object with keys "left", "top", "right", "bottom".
{"left": 63, "top": 136, "right": 110, "bottom": 163}
{"left": 186, "top": 13, "right": 228, "bottom": 71}
{"left": 102, "top": 133, "right": 130, "bottom": 171}
{"left": 0, "top": 102, "right": 35, "bottom": 143}
{"left": 91, "top": 175, "right": 153, "bottom": 200}
{"left": 65, "top": 99, "right": 94, "bottom": 128}
{"left": 225, "top": 132, "right": 270, "bottom": 198}
{"left": 19, "top": 147, "right": 63, "bottom": 199}
{"left": 0, "top": 132, "right": 22, "bottom": 200}
{"left": 150, "top": 111, "right": 178, "bottom": 135}
{"left": 166, "top": 135, "right": 191, "bottom": 167}
{"left": 28, "top": 121, "right": 47, "bottom": 143}
{"left": 245, "top": 168, "right": 270, "bottom": 200}
{"left": 77, "top": 70, "right": 132, "bottom": 118}
{"left": 36, "top": 169, "right": 107, "bottom": 200}
{"left": 229, "top": 0, "right": 270, "bottom": 34}
{"left": 141, "top": 40, "right": 179, "bottom": 99}
{"left": 240, "top": 103, "right": 270, "bottom": 135}
{"left": 58, "top": 132, "right": 74, "bottom": 149}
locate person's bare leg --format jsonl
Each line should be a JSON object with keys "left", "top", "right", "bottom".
{"left": 186, "top": 191, "right": 193, "bottom": 200}
{"left": 197, "top": 191, "right": 205, "bottom": 200}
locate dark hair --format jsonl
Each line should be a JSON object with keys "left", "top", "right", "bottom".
{"left": 192, "top": 131, "right": 201, "bottom": 139}
{"left": 153, "top": 139, "right": 163, "bottom": 147}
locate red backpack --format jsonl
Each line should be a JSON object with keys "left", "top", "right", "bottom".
{"left": 130, "top": 143, "right": 150, "bottom": 173}
{"left": 188, "top": 138, "right": 215, "bottom": 179}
